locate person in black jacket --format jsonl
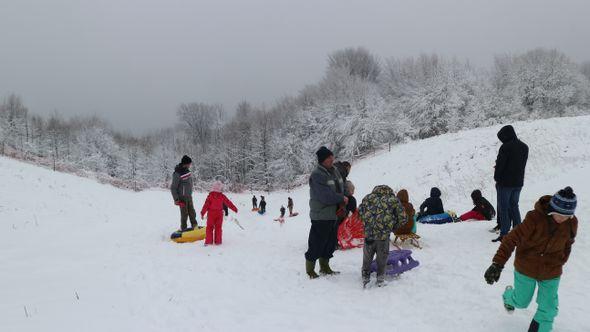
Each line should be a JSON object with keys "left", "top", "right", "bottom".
{"left": 493, "top": 125, "right": 529, "bottom": 242}
{"left": 252, "top": 195, "right": 258, "bottom": 210}
{"left": 460, "top": 189, "right": 496, "bottom": 221}
{"left": 418, "top": 187, "right": 445, "bottom": 219}
{"left": 259, "top": 196, "right": 267, "bottom": 214}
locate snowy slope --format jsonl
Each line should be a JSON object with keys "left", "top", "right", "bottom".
{"left": 1, "top": 116, "right": 589, "bottom": 332}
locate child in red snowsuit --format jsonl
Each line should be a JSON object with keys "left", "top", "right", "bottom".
{"left": 200, "top": 181, "right": 238, "bottom": 245}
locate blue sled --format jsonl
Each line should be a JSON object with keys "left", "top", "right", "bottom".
{"left": 416, "top": 212, "right": 453, "bottom": 224}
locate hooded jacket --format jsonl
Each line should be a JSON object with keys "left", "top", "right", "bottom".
{"left": 494, "top": 125, "right": 529, "bottom": 187}
{"left": 471, "top": 190, "right": 496, "bottom": 220}
{"left": 170, "top": 164, "right": 193, "bottom": 201}
{"left": 493, "top": 196, "right": 578, "bottom": 280}
{"left": 394, "top": 189, "right": 416, "bottom": 235}
{"left": 309, "top": 165, "right": 345, "bottom": 221}
{"left": 419, "top": 187, "right": 444, "bottom": 216}
{"left": 358, "top": 185, "right": 406, "bottom": 241}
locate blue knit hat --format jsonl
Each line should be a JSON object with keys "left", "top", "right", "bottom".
{"left": 549, "top": 187, "right": 577, "bottom": 216}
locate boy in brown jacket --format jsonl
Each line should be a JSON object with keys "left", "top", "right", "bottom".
{"left": 484, "top": 187, "right": 578, "bottom": 332}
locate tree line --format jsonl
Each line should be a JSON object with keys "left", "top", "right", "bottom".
{"left": 2, "top": 47, "right": 590, "bottom": 192}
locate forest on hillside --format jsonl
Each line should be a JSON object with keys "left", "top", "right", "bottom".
{"left": 2, "top": 47, "right": 590, "bottom": 191}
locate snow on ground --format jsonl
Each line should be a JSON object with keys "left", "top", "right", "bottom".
{"left": 1, "top": 116, "right": 589, "bottom": 332}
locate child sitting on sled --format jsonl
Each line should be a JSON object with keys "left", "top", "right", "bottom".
{"left": 417, "top": 187, "right": 445, "bottom": 220}
{"left": 200, "top": 181, "right": 238, "bottom": 246}
{"left": 460, "top": 189, "right": 496, "bottom": 221}
{"left": 358, "top": 185, "right": 406, "bottom": 287}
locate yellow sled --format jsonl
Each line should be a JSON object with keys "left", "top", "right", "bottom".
{"left": 171, "top": 227, "right": 206, "bottom": 243}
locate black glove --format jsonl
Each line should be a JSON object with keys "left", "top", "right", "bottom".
{"left": 484, "top": 263, "right": 503, "bottom": 285}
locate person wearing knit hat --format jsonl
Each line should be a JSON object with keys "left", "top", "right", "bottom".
{"left": 316, "top": 146, "right": 333, "bottom": 164}
{"left": 200, "top": 181, "right": 238, "bottom": 246}
{"left": 485, "top": 187, "right": 578, "bottom": 332}
{"left": 305, "top": 146, "right": 348, "bottom": 279}
{"left": 170, "top": 155, "right": 197, "bottom": 230}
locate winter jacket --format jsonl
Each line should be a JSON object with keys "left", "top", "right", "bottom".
{"left": 309, "top": 165, "right": 345, "bottom": 221}
{"left": 259, "top": 199, "right": 266, "bottom": 213}
{"left": 419, "top": 187, "right": 444, "bottom": 216}
{"left": 201, "top": 192, "right": 238, "bottom": 218}
{"left": 494, "top": 125, "right": 529, "bottom": 187}
{"left": 394, "top": 189, "right": 416, "bottom": 235}
{"left": 170, "top": 164, "right": 193, "bottom": 202}
{"left": 471, "top": 190, "right": 496, "bottom": 220}
{"left": 493, "top": 195, "right": 578, "bottom": 280}
{"left": 358, "top": 185, "right": 406, "bottom": 241}
{"left": 287, "top": 198, "right": 293, "bottom": 209}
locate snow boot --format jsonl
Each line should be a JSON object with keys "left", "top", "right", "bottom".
{"left": 492, "top": 235, "right": 504, "bottom": 243}
{"left": 362, "top": 271, "right": 371, "bottom": 288}
{"left": 489, "top": 225, "right": 500, "bottom": 233}
{"left": 376, "top": 279, "right": 385, "bottom": 287}
{"left": 504, "top": 286, "right": 515, "bottom": 314}
{"left": 319, "top": 258, "right": 340, "bottom": 275}
{"left": 306, "top": 260, "right": 319, "bottom": 279}
{"left": 527, "top": 319, "right": 539, "bottom": 332}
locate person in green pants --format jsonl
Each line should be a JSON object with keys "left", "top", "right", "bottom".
{"left": 484, "top": 187, "right": 578, "bottom": 332}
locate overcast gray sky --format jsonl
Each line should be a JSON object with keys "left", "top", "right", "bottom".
{"left": 1, "top": 0, "right": 589, "bottom": 133}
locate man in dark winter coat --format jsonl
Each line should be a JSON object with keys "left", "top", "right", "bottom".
{"left": 305, "top": 146, "right": 348, "bottom": 279}
{"left": 493, "top": 125, "right": 529, "bottom": 242}
{"left": 418, "top": 187, "right": 444, "bottom": 219}
{"left": 170, "top": 155, "right": 197, "bottom": 230}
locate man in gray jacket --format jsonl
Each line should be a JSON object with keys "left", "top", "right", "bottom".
{"left": 305, "top": 146, "right": 348, "bottom": 279}
{"left": 170, "top": 155, "right": 197, "bottom": 230}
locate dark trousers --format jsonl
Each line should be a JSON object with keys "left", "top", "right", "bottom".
{"left": 179, "top": 197, "right": 197, "bottom": 230}
{"left": 362, "top": 239, "right": 390, "bottom": 282}
{"left": 496, "top": 185, "right": 522, "bottom": 236}
{"left": 305, "top": 220, "right": 338, "bottom": 261}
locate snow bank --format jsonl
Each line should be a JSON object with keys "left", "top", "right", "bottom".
{"left": 1, "top": 116, "right": 589, "bottom": 331}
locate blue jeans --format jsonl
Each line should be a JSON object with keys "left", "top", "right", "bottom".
{"left": 496, "top": 185, "right": 522, "bottom": 236}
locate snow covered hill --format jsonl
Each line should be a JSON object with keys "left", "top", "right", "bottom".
{"left": 1, "top": 116, "right": 589, "bottom": 332}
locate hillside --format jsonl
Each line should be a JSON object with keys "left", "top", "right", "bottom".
{"left": 1, "top": 116, "right": 589, "bottom": 331}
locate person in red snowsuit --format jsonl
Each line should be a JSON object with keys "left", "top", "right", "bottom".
{"left": 200, "top": 181, "right": 238, "bottom": 245}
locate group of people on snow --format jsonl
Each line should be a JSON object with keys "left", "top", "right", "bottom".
{"left": 304, "top": 123, "right": 578, "bottom": 332}
{"left": 170, "top": 155, "right": 238, "bottom": 246}
{"left": 170, "top": 121, "right": 577, "bottom": 332}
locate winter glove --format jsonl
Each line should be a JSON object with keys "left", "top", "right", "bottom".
{"left": 484, "top": 263, "right": 503, "bottom": 285}
{"left": 175, "top": 201, "right": 186, "bottom": 208}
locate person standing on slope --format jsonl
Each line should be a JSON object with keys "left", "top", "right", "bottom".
{"left": 485, "top": 187, "right": 578, "bottom": 332}
{"left": 170, "top": 155, "right": 198, "bottom": 231}
{"left": 259, "top": 196, "right": 267, "bottom": 214}
{"left": 359, "top": 185, "right": 406, "bottom": 287}
{"left": 287, "top": 197, "right": 294, "bottom": 216}
{"left": 200, "top": 181, "right": 238, "bottom": 245}
{"left": 252, "top": 195, "right": 258, "bottom": 210}
{"left": 305, "top": 146, "right": 348, "bottom": 279}
{"left": 493, "top": 125, "right": 529, "bottom": 242}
